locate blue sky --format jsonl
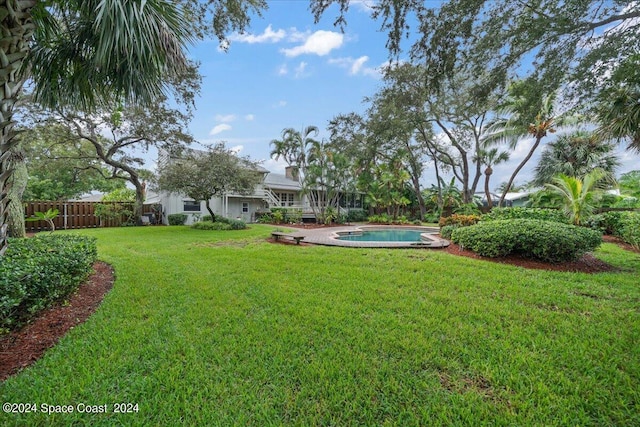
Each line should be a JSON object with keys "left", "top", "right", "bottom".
{"left": 185, "top": 1, "right": 389, "bottom": 173}
{"left": 162, "top": 0, "right": 639, "bottom": 191}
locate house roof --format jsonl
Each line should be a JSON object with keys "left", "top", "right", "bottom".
{"left": 503, "top": 192, "right": 533, "bottom": 201}
{"left": 264, "top": 173, "right": 301, "bottom": 191}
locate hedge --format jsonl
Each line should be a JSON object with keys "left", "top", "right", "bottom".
{"left": 481, "top": 207, "right": 570, "bottom": 224}
{"left": 451, "top": 219, "right": 602, "bottom": 262}
{"left": 168, "top": 213, "right": 188, "bottom": 225}
{"left": 0, "top": 235, "right": 97, "bottom": 332}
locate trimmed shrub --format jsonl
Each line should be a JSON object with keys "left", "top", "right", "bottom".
{"left": 620, "top": 212, "right": 640, "bottom": 250}
{"left": 229, "top": 219, "right": 247, "bottom": 230}
{"left": 168, "top": 213, "right": 188, "bottom": 225}
{"left": 438, "top": 214, "right": 481, "bottom": 228}
{"left": 587, "top": 211, "right": 636, "bottom": 236}
{"left": 451, "top": 219, "right": 602, "bottom": 262}
{"left": 481, "top": 207, "right": 570, "bottom": 224}
{"left": 0, "top": 235, "right": 97, "bottom": 331}
{"left": 191, "top": 221, "right": 231, "bottom": 230}
{"left": 440, "top": 225, "right": 458, "bottom": 239}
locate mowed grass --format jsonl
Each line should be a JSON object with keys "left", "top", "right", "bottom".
{"left": 1, "top": 225, "right": 639, "bottom": 426}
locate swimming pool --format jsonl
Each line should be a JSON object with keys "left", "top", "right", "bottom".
{"left": 337, "top": 229, "right": 425, "bottom": 242}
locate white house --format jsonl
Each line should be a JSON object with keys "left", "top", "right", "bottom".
{"left": 158, "top": 161, "right": 314, "bottom": 224}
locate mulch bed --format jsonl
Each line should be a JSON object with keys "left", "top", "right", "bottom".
{"left": 441, "top": 241, "right": 619, "bottom": 273}
{"left": 2, "top": 235, "right": 636, "bottom": 382}
{"left": 0, "top": 262, "right": 115, "bottom": 381}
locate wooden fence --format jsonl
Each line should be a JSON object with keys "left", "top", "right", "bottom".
{"left": 23, "top": 201, "right": 158, "bottom": 232}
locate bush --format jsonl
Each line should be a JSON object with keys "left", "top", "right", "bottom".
{"left": 346, "top": 209, "right": 368, "bottom": 222}
{"left": 94, "top": 203, "right": 135, "bottom": 226}
{"left": 438, "top": 214, "right": 481, "bottom": 227}
{"left": 620, "top": 212, "right": 640, "bottom": 250}
{"left": 229, "top": 219, "right": 247, "bottom": 230}
{"left": 0, "top": 235, "right": 97, "bottom": 332}
{"left": 451, "top": 219, "right": 602, "bottom": 262}
{"left": 368, "top": 213, "right": 391, "bottom": 224}
{"left": 481, "top": 207, "right": 570, "bottom": 224}
{"left": 256, "top": 213, "right": 273, "bottom": 224}
{"left": 191, "top": 221, "right": 231, "bottom": 230}
{"left": 286, "top": 209, "right": 303, "bottom": 224}
{"left": 440, "top": 225, "right": 458, "bottom": 239}
{"left": 168, "top": 213, "right": 188, "bottom": 225}
{"left": 453, "top": 203, "right": 482, "bottom": 215}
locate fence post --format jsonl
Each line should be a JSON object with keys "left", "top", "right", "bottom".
{"left": 63, "top": 203, "right": 68, "bottom": 230}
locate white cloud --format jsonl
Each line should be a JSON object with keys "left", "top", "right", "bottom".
{"left": 209, "top": 124, "right": 232, "bottom": 135}
{"left": 262, "top": 157, "right": 289, "bottom": 174}
{"left": 214, "top": 114, "right": 236, "bottom": 123}
{"left": 230, "top": 145, "right": 244, "bottom": 154}
{"left": 281, "top": 30, "right": 344, "bottom": 57}
{"left": 352, "top": 0, "right": 377, "bottom": 12}
{"left": 277, "top": 63, "right": 288, "bottom": 76}
{"left": 272, "top": 100, "right": 287, "bottom": 108}
{"left": 229, "top": 24, "right": 286, "bottom": 44}
{"left": 328, "top": 55, "right": 382, "bottom": 77}
{"left": 244, "top": 114, "right": 255, "bottom": 121}
{"left": 287, "top": 27, "right": 310, "bottom": 42}
{"left": 350, "top": 56, "right": 369, "bottom": 74}
{"left": 294, "top": 61, "right": 308, "bottom": 78}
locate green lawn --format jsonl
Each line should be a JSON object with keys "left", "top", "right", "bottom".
{"left": 1, "top": 225, "right": 639, "bottom": 426}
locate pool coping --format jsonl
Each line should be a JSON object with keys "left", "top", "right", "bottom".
{"left": 273, "top": 224, "right": 450, "bottom": 248}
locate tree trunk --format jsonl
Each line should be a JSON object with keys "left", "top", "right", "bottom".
{"left": 205, "top": 198, "right": 216, "bottom": 222}
{"left": 498, "top": 135, "right": 544, "bottom": 207}
{"left": 0, "top": 0, "right": 37, "bottom": 254}
{"left": 410, "top": 173, "right": 425, "bottom": 220}
{"left": 484, "top": 167, "right": 492, "bottom": 211}
{"left": 7, "top": 148, "right": 27, "bottom": 237}
{"left": 133, "top": 180, "right": 145, "bottom": 225}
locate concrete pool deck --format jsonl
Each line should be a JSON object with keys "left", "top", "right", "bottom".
{"left": 272, "top": 224, "right": 450, "bottom": 248}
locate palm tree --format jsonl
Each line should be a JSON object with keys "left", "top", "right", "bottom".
{"left": 596, "top": 86, "right": 640, "bottom": 153}
{"left": 545, "top": 169, "right": 606, "bottom": 226}
{"left": 0, "top": 0, "right": 192, "bottom": 255}
{"left": 478, "top": 147, "right": 510, "bottom": 209}
{"left": 533, "top": 131, "right": 620, "bottom": 187}
{"left": 486, "top": 91, "right": 559, "bottom": 207}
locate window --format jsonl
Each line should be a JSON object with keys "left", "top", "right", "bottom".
{"left": 183, "top": 200, "right": 200, "bottom": 212}
{"left": 276, "top": 192, "right": 295, "bottom": 206}
{"left": 242, "top": 202, "right": 249, "bottom": 213}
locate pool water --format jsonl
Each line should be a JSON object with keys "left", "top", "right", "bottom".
{"left": 337, "top": 229, "right": 425, "bottom": 242}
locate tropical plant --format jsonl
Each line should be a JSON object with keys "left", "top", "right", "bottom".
{"left": 618, "top": 170, "right": 640, "bottom": 199}
{"left": 533, "top": 131, "right": 619, "bottom": 186}
{"left": 486, "top": 86, "right": 561, "bottom": 207}
{"left": 25, "top": 208, "right": 60, "bottom": 233}
{"left": 544, "top": 169, "right": 606, "bottom": 226}
{"left": 595, "top": 54, "right": 640, "bottom": 154}
{"left": 477, "top": 146, "right": 509, "bottom": 208}
{"left": 424, "top": 177, "right": 463, "bottom": 215}
{"left": 271, "top": 126, "right": 354, "bottom": 224}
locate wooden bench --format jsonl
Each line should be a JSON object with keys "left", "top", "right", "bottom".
{"left": 271, "top": 231, "right": 305, "bottom": 245}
